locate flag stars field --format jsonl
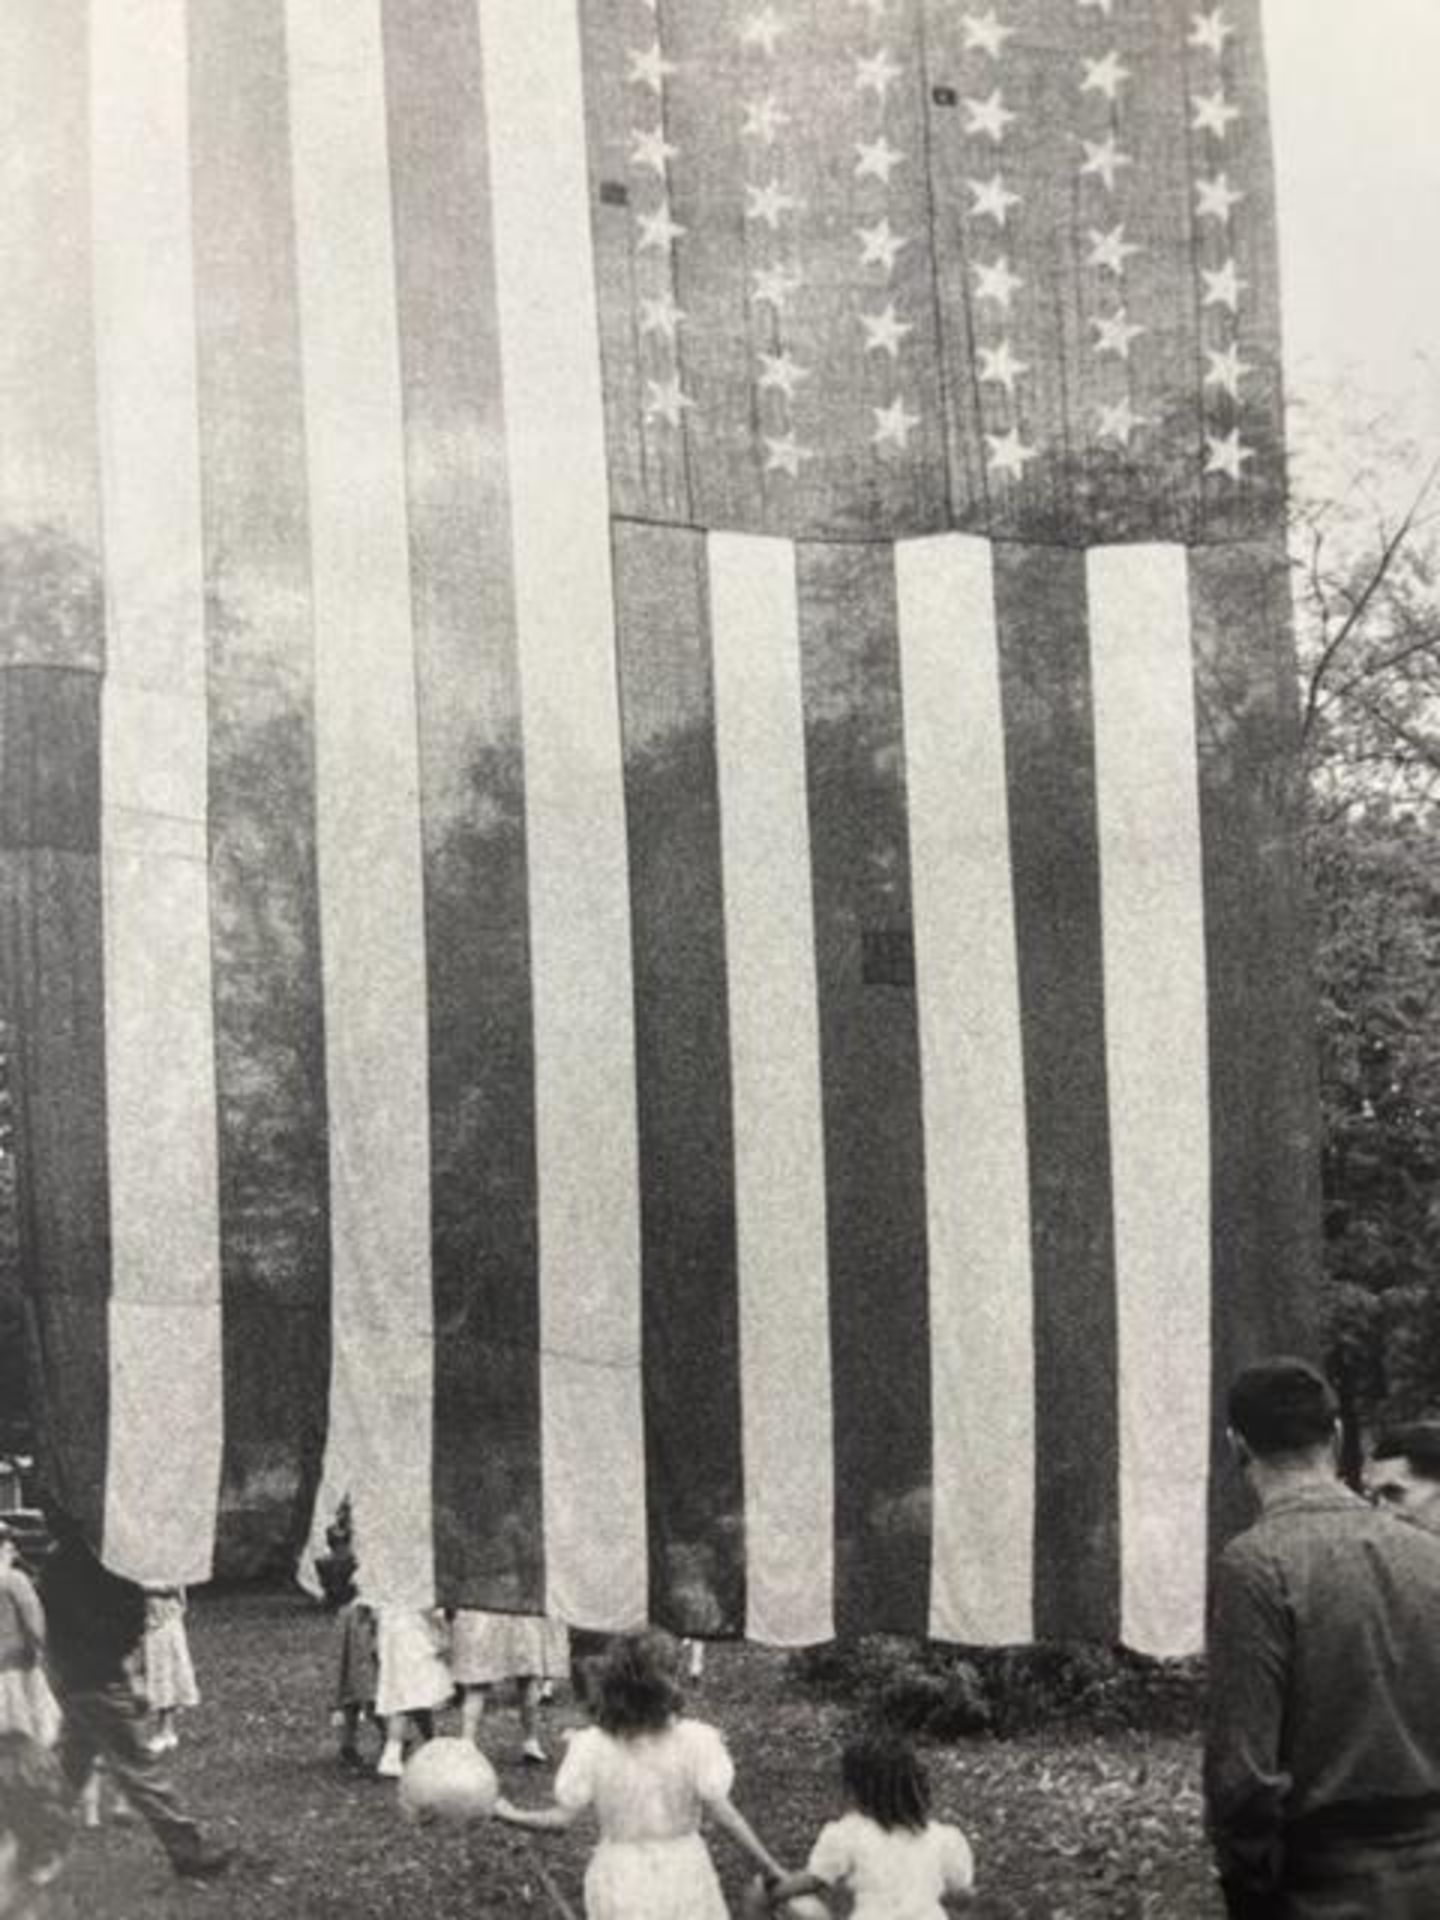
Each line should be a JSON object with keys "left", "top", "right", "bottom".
{"left": 1081, "top": 50, "right": 1131, "bottom": 103}
{"left": 860, "top": 303, "right": 913, "bottom": 357}
{"left": 1196, "top": 172, "right": 1244, "bottom": 222}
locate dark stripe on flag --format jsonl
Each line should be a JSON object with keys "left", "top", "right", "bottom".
{"left": 993, "top": 542, "right": 1120, "bottom": 1643}
{"left": 383, "top": 0, "right": 545, "bottom": 1608}
{"left": 0, "top": 1, "right": 110, "bottom": 1542}
{"left": 189, "top": 0, "right": 333, "bottom": 1574}
{"left": 1190, "top": 537, "right": 1321, "bottom": 1549}
{"left": 0, "top": 676, "right": 109, "bottom": 1538}
{"left": 613, "top": 518, "right": 747, "bottom": 1636}
{"left": 798, "top": 540, "right": 931, "bottom": 1637}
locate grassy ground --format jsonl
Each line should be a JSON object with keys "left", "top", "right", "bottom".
{"left": 46, "top": 1590, "right": 1224, "bottom": 1919}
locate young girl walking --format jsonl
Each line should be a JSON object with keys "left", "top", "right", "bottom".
{"left": 752, "top": 1733, "right": 974, "bottom": 1919}
{"left": 142, "top": 1588, "right": 199, "bottom": 1752}
{"left": 495, "top": 1628, "right": 783, "bottom": 1918}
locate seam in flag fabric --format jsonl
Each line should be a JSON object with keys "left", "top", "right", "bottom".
{"left": 0, "top": 0, "right": 1318, "bottom": 1656}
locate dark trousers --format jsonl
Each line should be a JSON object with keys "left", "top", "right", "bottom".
{"left": 55, "top": 1676, "right": 206, "bottom": 1867}
{"left": 1283, "top": 1828, "right": 1440, "bottom": 1920}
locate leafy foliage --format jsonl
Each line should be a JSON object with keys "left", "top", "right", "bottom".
{"left": 1289, "top": 382, "right": 1440, "bottom": 1427}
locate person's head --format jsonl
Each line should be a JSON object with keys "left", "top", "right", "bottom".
{"left": 1226, "top": 1357, "right": 1339, "bottom": 1476}
{"left": 840, "top": 1732, "right": 931, "bottom": 1833}
{"left": 592, "top": 1630, "right": 685, "bottom": 1737}
{"left": 1368, "top": 1421, "right": 1440, "bottom": 1534}
{"left": 0, "top": 1733, "right": 70, "bottom": 1918}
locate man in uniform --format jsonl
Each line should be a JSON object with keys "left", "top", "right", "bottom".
{"left": 1206, "top": 1357, "right": 1440, "bottom": 1917}
{"left": 1368, "top": 1420, "right": 1440, "bottom": 1534}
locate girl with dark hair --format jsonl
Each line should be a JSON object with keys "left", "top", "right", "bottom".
{"left": 496, "top": 1629, "right": 783, "bottom": 1917}
{"left": 755, "top": 1733, "right": 974, "bottom": 1918}
{"left": 0, "top": 1732, "right": 71, "bottom": 1918}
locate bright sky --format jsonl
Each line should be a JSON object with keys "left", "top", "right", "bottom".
{"left": 1266, "top": 0, "right": 1440, "bottom": 452}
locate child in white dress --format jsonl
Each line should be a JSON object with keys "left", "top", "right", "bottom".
{"left": 756, "top": 1733, "right": 974, "bottom": 1919}
{"left": 142, "top": 1588, "right": 199, "bottom": 1752}
{"left": 496, "top": 1628, "right": 783, "bottom": 1919}
{"left": 373, "top": 1607, "right": 452, "bottom": 1779}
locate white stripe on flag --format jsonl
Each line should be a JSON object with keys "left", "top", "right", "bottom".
{"left": 478, "top": 0, "right": 648, "bottom": 1629}
{"left": 286, "top": 0, "right": 436, "bottom": 1608}
{"left": 896, "top": 534, "right": 1036, "bottom": 1644}
{"left": 1088, "top": 544, "right": 1211, "bottom": 1657}
{"left": 709, "top": 532, "right": 835, "bottom": 1647}
{"left": 90, "top": 0, "right": 223, "bottom": 1584}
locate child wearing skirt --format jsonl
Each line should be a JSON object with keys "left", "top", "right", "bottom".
{"left": 142, "top": 1589, "right": 199, "bottom": 1753}
{"left": 496, "top": 1629, "right": 783, "bottom": 1919}
{"left": 373, "top": 1607, "right": 452, "bottom": 1780}
{"left": 333, "top": 1598, "right": 379, "bottom": 1772}
{"left": 452, "top": 1610, "right": 567, "bottom": 1764}
{"left": 0, "top": 1526, "right": 59, "bottom": 1751}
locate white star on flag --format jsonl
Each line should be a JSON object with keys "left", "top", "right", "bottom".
{"left": 1087, "top": 223, "right": 1142, "bottom": 274}
{"left": 855, "top": 136, "right": 906, "bottom": 184}
{"left": 855, "top": 48, "right": 904, "bottom": 97}
{"left": 746, "top": 180, "right": 805, "bottom": 229}
{"left": 985, "top": 426, "right": 1037, "bottom": 478}
{"left": 752, "top": 263, "right": 803, "bottom": 311}
{"left": 628, "top": 42, "right": 677, "bottom": 93}
{"left": 1202, "top": 258, "right": 1246, "bottom": 310}
{"left": 764, "top": 431, "right": 813, "bottom": 476}
{"left": 976, "top": 338, "right": 1029, "bottom": 393}
{"left": 961, "top": 10, "right": 1014, "bottom": 58}
{"left": 1081, "top": 51, "right": 1131, "bottom": 102}
{"left": 637, "top": 202, "right": 686, "bottom": 251}
{"left": 638, "top": 290, "right": 686, "bottom": 338}
{"left": 1189, "top": 7, "right": 1235, "bottom": 55}
{"left": 1205, "top": 427, "right": 1253, "bottom": 480}
{"left": 974, "top": 256, "right": 1024, "bottom": 309}
{"left": 1079, "top": 134, "right": 1132, "bottom": 192}
{"left": 964, "top": 89, "right": 1017, "bottom": 142}
{"left": 1204, "top": 341, "right": 1253, "bottom": 398}
{"left": 756, "top": 348, "right": 811, "bottom": 397}
{"left": 1193, "top": 89, "right": 1241, "bottom": 139}
{"left": 630, "top": 126, "right": 678, "bottom": 175}
{"left": 860, "top": 303, "right": 914, "bottom": 357}
{"left": 857, "top": 217, "right": 909, "bottom": 272}
{"left": 644, "top": 376, "right": 694, "bottom": 427}
{"left": 1196, "top": 173, "right": 1244, "bottom": 222}
{"left": 1096, "top": 397, "right": 1147, "bottom": 445}
{"left": 872, "top": 396, "right": 922, "bottom": 450}
{"left": 1092, "top": 307, "right": 1146, "bottom": 358}
{"left": 967, "top": 173, "right": 1021, "bottom": 226}
{"left": 741, "top": 96, "right": 790, "bottom": 144}
{"left": 740, "top": 7, "right": 786, "bottom": 55}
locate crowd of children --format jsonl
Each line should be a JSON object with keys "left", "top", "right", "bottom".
{"left": 0, "top": 1501, "right": 977, "bottom": 1918}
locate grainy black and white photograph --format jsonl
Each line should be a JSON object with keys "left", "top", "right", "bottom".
{"left": 0, "top": 1, "right": 1437, "bottom": 1914}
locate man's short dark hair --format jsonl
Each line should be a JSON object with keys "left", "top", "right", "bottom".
{"left": 1372, "top": 1420, "right": 1440, "bottom": 1478}
{"left": 1228, "top": 1357, "right": 1338, "bottom": 1456}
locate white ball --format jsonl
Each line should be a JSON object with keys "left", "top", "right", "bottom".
{"left": 398, "top": 1737, "right": 499, "bottom": 1825}
{"left": 779, "top": 1899, "right": 830, "bottom": 1920}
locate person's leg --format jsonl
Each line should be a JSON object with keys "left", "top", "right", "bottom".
{"left": 376, "top": 1716, "right": 406, "bottom": 1778}
{"left": 459, "top": 1684, "right": 486, "bottom": 1744}
{"left": 411, "top": 1710, "right": 433, "bottom": 1746}
{"left": 67, "top": 1682, "right": 227, "bottom": 1875}
{"left": 519, "top": 1677, "right": 546, "bottom": 1764}
{"left": 151, "top": 1708, "right": 177, "bottom": 1753}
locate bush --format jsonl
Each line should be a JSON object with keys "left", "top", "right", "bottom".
{"left": 788, "top": 1637, "right": 1203, "bottom": 1740}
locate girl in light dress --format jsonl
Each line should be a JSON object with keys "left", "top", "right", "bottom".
{"left": 0, "top": 1527, "right": 59, "bottom": 1751}
{"left": 452, "top": 1610, "right": 567, "bottom": 1764}
{"left": 142, "top": 1588, "right": 199, "bottom": 1752}
{"left": 752, "top": 1733, "right": 975, "bottom": 1919}
{"left": 373, "top": 1606, "right": 452, "bottom": 1779}
{"left": 496, "top": 1628, "right": 783, "bottom": 1920}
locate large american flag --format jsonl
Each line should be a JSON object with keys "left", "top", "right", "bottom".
{"left": 1, "top": 0, "right": 1316, "bottom": 1657}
